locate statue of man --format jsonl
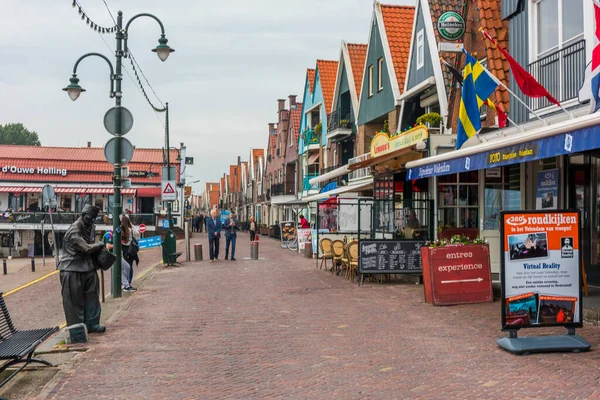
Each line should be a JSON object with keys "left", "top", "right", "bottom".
{"left": 58, "top": 204, "right": 106, "bottom": 334}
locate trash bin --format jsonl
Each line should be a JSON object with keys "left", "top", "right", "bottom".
{"left": 251, "top": 241, "right": 259, "bottom": 260}
{"left": 194, "top": 243, "right": 203, "bottom": 261}
{"left": 304, "top": 242, "right": 313, "bottom": 258}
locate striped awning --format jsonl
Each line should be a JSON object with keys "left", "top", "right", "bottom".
{"left": 20, "top": 187, "right": 43, "bottom": 193}
{"left": 0, "top": 187, "right": 24, "bottom": 193}
{"left": 55, "top": 187, "right": 85, "bottom": 194}
{"left": 84, "top": 188, "right": 113, "bottom": 194}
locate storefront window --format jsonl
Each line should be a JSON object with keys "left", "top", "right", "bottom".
{"left": 107, "top": 195, "right": 115, "bottom": 213}
{"left": 75, "top": 194, "right": 91, "bottom": 213}
{"left": 172, "top": 200, "right": 180, "bottom": 213}
{"left": 8, "top": 194, "right": 24, "bottom": 211}
{"left": 483, "top": 165, "right": 521, "bottom": 230}
{"left": 374, "top": 176, "right": 394, "bottom": 200}
{"left": 61, "top": 195, "right": 72, "bottom": 212}
{"left": 438, "top": 172, "right": 478, "bottom": 228}
{"left": 94, "top": 196, "right": 104, "bottom": 210}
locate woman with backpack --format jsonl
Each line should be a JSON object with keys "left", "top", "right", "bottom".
{"left": 121, "top": 214, "right": 140, "bottom": 290}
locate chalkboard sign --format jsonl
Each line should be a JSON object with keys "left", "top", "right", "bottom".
{"left": 359, "top": 240, "right": 424, "bottom": 274}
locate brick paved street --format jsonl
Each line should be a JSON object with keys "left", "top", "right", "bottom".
{"left": 32, "top": 232, "right": 600, "bottom": 399}
{"left": 2, "top": 243, "right": 164, "bottom": 331}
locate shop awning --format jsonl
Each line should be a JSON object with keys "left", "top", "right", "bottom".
{"left": 309, "top": 164, "right": 350, "bottom": 185}
{"left": 282, "top": 199, "right": 308, "bottom": 206}
{"left": 20, "top": 187, "right": 43, "bottom": 193}
{"left": 83, "top": 188, "right": 113, "bottom": 194}
{"left": 0, "top": 187, "right": 24, "bottom": 193}
{"left": 349, "top": 147, "right": 422, "bottom": 171}
{"left": 405, "top": 112, "right": 600, "bottom": 180}
{"left": 302, "top": 179, "right": 373, "bottom": 202}
{"left": 54, "top": 187, "right": 85, "bottom": 194}
{"left": 320, "top": 182, "right": 337, "bottom": 193}
{"left": 136, "top": 187, "right": 162, "bottom": 197}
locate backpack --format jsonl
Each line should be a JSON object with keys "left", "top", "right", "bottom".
{"left": 127, "top": 238, "right": 140, "bottom": 258}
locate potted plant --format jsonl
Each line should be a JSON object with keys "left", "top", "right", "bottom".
{"left": 420, "top": 235, "right": 493, "bottom": 306}
{"left": 314, "top": 122, "right": 322, "bottom": 137}
{"left": 416, "top": 112, "right": 442, "bottom": 130}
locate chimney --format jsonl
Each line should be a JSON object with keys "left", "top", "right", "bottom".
{"left": 278, "top": 99, "right": 286, "bottom": 112}
{"left": 288, "top": 95, "right": 297, "bottom": 109}
{"left": 87, "top": 141, "right": 91, "bottom": 148}
{"left": 268, "top": 123, "right": 275, "bottom": 134}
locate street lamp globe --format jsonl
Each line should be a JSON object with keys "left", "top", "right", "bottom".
{"left": 152, "top": 35, "right": 174, "bottom": 62}
{"left": 62, "top": 75, "right": 86, "bottom": 101}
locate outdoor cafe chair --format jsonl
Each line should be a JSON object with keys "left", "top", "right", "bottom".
{"left": 319, "top": 238, "right": 334, "bottom": 270}
{"left": 331, "top": 240, "right": 345, "bottom": 275}
{"left": 347, "top": 241, "right": 359, "bottom": 282}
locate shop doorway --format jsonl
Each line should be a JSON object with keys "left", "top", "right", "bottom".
{"left": 34, "top": 231, "right": 53, "bottom": 257}
{"left": 139, "top": 197, "right": 154, "bottom": 214}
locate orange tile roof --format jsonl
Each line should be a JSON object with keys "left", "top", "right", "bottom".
{"left": 291, "top": 104, "right": 302, "bottom": 142}
{"left": 252, "top": 149, "right": 264, "bottom": 162}
{"left": 307, "top": 69, "right": 316, "bottom": 94}
{"left": 477, "top": 0, "right": 510, "bottom": 109}
{"left": 316, "top": 60, "right": 339, "bottom": 115}
{"left": 0, "top": 145, "right": 178, "bottom": 184}
{"left": 380, "top": 4, "right": 415, "bottom": 93}
{"left": 347, "top": 43, "right": 368, "bottom": 99}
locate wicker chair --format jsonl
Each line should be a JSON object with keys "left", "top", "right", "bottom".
{"left": 331, "top": 240, "right": 345, "bottom": 274}
{"left": 347, "top": 242, "right": 359, "bottom": 282}
{"left": 319, "top": 238, "right": 334, "bottom": 270}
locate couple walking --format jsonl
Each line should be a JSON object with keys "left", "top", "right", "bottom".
{"left": 206, "top": 209, "right": 238, "bottom": 262}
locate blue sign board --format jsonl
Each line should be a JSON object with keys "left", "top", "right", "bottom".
{"left": 406, "top": 124, "right": 600, "bottom": 180}
{"left": 161, "top": 219, "right": 175, "bottom": 228}
{"left": 138, "top": 236, "right": 162, "bottom": 249}
{"left": 220, "top": 210, "right": 230, "bottom": 223}
{"left": 536, "top": 169, "right": 559, "bottom": 210}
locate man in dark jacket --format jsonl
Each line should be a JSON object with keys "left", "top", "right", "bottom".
{"left": 58, "top": 205, "right": 106, "bottom": 334}
{"left": 223, "top": 211, "right": 239, "bottom": 261}
{"left": 206, "top": 209, "right": 222, "bottom": 261}
{"left": 197, "top": 213, "right": 204, "bottom": 233}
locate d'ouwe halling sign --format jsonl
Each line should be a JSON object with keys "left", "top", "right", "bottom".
{"left": 1, "top": 166, "right": 68, "bottom": 177}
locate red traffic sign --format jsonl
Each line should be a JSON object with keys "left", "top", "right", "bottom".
{"left": 139, "top": 224, "right": 146, "bottom": 233}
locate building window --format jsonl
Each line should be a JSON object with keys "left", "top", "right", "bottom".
{"left": 377, "top": 58, "right": 384, "bottom": 91}
{"left": 61, "top": 195, "right": 72, "bottom": 212}
{"left": 172, "top": 200, "right": 180, "bottom": 213}
{"left": 483, "top": 165, "right": 521, "bottom": 230}
{"left": 417, "top": 29, "right": 424, "bottom": 70}
{"left": 438, "top": 172, "right": 479, "bottom": 228}
{"left": 107, "top": 195, "right": 115, "bottom": 213}
{"left": 75, "top": 194, "right": 91, "bottom": 213}
{"left": 534, "top": 0, "right": 583, "bottom": 57}
{"left": 8, "top": 194, "right": 24, "bottom": 211}
{"left": 94, "top": 196, "right": 103, "bottom": 210}
{"left": 368, "top": 64, "right": 374, "bottom": 97}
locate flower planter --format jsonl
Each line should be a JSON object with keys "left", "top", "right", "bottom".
{"left": 421, "top": 243, "right": 492, "bottom": 306}
{"left": 259, "top": 227, "right": 269, "bottom": 236}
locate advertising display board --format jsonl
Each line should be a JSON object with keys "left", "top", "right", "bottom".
{"left": 535, "top": 169, "right": 558, "bottom": 210}
{"left": 359, "top": 240, "right": 424, "bottom": 274}
{"left": 501, "top": 210, "right": 582, "bottom": 330}
{"left": 297, "top": 229, "right": 311, "bottom": 250}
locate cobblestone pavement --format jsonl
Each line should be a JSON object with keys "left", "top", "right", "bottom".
{"left": 3, "top": 242, "right": 164, "bottom": 330}
{"left": 41, "top": 233, "right": 600, "bottom": 399}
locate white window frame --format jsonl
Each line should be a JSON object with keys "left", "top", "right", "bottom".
{"left": 377, "top": 58, "right": 384, "bottom": 91}
{"left": 416, "top": 29, "right": 424, "bottom": 70}
{"left": 368, "top": 65, "right": 374, "bottom": 97}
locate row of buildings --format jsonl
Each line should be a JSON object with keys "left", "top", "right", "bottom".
{"left": 200, "top": 0, "right": 599, "bottom": 283}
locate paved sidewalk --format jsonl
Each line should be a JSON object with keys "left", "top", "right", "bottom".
{"left": 39, "top": 233, "right": 600, "bottom": 399}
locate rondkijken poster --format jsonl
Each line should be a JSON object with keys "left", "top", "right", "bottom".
{"left": 501, "top": 211, "right": 582, "bottom": 330}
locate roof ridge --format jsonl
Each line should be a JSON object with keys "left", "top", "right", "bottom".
{"left": 380, "top": 4, "right": 415, "bottom": 9}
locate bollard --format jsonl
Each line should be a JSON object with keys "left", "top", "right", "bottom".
{"left": 194, "top": 244, "right": 203, "bottom": 261}
{"left": 31, "top": 257, "right": 35, "bottom": 272}
{"left": 250, "top": 241, "right": 259, "bottom": 260}
{"left": 2, "top": 260, "right": 6, "bottom": 275}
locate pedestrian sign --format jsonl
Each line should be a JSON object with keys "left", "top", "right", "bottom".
{"left": 161, "top": 180, "right": 177, "bottom": 201}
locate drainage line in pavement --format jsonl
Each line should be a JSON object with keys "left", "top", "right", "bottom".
{"left": 4, "top": 270, "right": 59, "bottom": 297}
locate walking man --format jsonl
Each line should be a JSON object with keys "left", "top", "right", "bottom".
{"left": 206, "top": 209, "right": 222, "bottom": 262}
{"left": 198, "top": 213, "right": 204, "bottom": 233}
{"left": 224, "top": 210, "right": 239, "bottom": 261}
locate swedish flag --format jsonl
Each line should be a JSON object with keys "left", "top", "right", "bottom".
{"left": 456, "top": 51, "right": 499, "bottom": 149}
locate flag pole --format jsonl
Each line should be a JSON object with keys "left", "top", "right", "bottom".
{"left": 479, "top": 28, "right": 572, "bottom": 121}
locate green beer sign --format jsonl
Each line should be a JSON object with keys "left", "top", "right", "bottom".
{"left": 437, "top": 11, "right": 465, "bottom": 41}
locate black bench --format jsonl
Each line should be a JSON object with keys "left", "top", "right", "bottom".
{"left": 0, "top": 293, "right": 58, "bottom": 388}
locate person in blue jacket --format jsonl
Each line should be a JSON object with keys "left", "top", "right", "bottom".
{"left": 223, "top": 210, "right": 239, "bottom": 261}
{"left": 206, "top": 209, "right": 222, "bottom": 262}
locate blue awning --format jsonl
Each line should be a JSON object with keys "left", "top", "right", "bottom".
{"left": 406, "top": 123, "right": 600, "bottom": 180}
{"left": 319, "top": 181, "right": 338, "bottom": 193}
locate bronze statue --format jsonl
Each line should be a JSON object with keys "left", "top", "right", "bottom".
{"left": 58, "top": 204, "right": 107, "bottom": 335}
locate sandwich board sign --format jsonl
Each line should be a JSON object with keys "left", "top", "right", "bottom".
{"left": 161, "top": 181, "right": 177, "bottom": 201}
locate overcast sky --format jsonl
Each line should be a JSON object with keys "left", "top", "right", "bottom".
{"left": 1, "top": 0, "right": 412, "bottom": 194}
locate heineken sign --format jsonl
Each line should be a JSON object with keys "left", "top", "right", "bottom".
{"left": 438, "top": 12, "right": 465, "bottom": 41}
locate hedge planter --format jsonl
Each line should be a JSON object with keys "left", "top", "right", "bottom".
{"left": 421, "top": 243, "right": 493, "bottom": 306}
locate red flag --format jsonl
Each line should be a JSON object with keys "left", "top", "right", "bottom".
{"left": 482, "top": 30, "right": 560, "bottom": 107}
{"left": 484, "top": 99, "right": 507, "bottom": 128}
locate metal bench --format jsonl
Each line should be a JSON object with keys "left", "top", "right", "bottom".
{"left": 0, "top": 293, "right": 58, "bottom": 388}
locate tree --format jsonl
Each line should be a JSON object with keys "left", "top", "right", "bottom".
{"left": 0, "top": 123, "right": 41, "bottom": 146}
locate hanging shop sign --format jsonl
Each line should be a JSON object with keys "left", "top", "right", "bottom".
{"left": 370, "top": 126, "right": 429, "bottom": 158}
{"left": 500, "top": 210, "right": 582, "bottom": 330}
{"left": 437, "top": 12, "right": 465, "bottom": 41}
{"left": 536, "top": 169, "right": 559, "bottom": 210}
{"left": 406, "top": 124, "right": 600, "bottom": 180}
{"left": 1, "top": 166, "right": 67, "bottom": 177}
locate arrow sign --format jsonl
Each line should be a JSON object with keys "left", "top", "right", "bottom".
{"left": 441, "top": 277, "right": 483, "bottom": 284}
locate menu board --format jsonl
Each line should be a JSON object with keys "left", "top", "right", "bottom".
{"left": 359, "top": 240, "right": 424, "bottom": 274}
